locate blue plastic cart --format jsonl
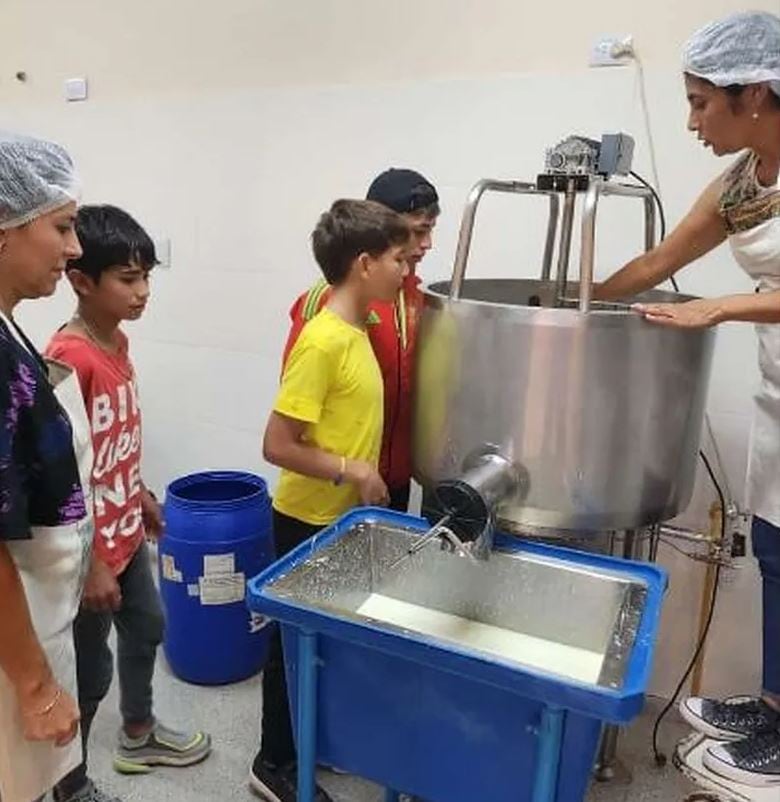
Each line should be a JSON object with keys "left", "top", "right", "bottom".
{"left": 247, "top": 508, "right": 666, "bottom": 802}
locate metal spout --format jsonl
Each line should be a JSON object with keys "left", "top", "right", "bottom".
{"left": 430, "top": 450, "right": 525, "bottom": 559}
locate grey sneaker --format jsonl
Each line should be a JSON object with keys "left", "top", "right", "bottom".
{"left": 113, "top": 720, "right": 212, "bottom": 774}
{"left": 59, "top": 779, "right": 121, "bottom": 802}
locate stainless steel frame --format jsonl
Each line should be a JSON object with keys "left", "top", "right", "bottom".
{"left": 450, "top": 180, "right": 560, "bottom": 299}
{"left": 449, "top": 176, "right": 657, "bottom": 312}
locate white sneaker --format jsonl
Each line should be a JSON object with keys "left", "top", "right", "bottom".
{"left": 704, "top": 730, "right": 780, "bottom": 787}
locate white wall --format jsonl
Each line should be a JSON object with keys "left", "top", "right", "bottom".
{"left": 2, "top": 0, "right": 777, "bottom": 699}
{"left": 3, "top": 0, "right": 778, "bottom": 92}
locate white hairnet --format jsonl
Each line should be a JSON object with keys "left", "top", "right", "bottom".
{"left": 0, "top": 132, "right": 79, "bottom": 230}
{"left": 683, "top": 11, "right": 780, "bottom": 97}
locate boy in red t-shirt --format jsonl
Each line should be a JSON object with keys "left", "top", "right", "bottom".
{"left": 46, "top": 206, "right": 211, "bottom": 802}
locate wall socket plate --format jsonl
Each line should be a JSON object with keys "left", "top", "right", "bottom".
{"left": 590, "top": 35, "right": 634, "bottom": 67}
{"left": 64, "top": 77, "right": 88, "bottom": 102}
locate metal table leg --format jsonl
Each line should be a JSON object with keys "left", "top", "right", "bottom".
{"left": 532, "top": 706, "right": 565, "bottom": 802}
{"left": 594, "top": 724, "right": 621, "bottom": 781}
{"left": 297, "top": 631, "right": 318, "bottom": 802}
{"left": 594, "top": 528, "right": 641, "bottom": 781}
{"left": 622, "top": 529, "right": 637, "bottom": 560}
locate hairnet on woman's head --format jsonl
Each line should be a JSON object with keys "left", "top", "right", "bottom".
{"left": 683, "top": 11, "right": 780, "bottom": 97}
{"left": 0, "top": 132, "right": 79, "bottom": 230}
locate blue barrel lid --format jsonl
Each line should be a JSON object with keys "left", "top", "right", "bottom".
{"left": 166, "top": 471, "right": 269, "bottom": 512}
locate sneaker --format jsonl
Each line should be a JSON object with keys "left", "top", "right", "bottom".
{"left": 113, "top": 720, "right": 212, "bottom": 774}
{"left": 680, "top": 696, "right": 780, "bottom": 740}
{"left": 249, "top": 756, "right": 334, "bottom": 802}
{"left": 57, "top": 779, "right": 121, "bottom": 802}
{"left": 704, "top": 730, "right": 780, "bottom": 787}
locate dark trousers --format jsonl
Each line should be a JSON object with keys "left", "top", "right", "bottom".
{"left": 388, "top": 481, "right": 411, "bottom": 513}
{"left": 753, "top": 516, "right": 780, "bottom": 696}
{"left": 55, "top": 541, "right": 164, "bottom": 797}
{"left": 259, "top": 510, "right": 322, "bottom": 768}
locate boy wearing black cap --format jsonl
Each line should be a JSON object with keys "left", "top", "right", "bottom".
{"left": 281, "top": 168, "right": 440, "bottom": 512}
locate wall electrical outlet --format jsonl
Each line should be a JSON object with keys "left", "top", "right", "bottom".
{"left": 590, "top": 35, "right": 634, "bottom": 67}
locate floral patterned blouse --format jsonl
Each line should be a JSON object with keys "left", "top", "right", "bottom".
{"left": 0, "top": 315, "right": 86, "bottom": 540}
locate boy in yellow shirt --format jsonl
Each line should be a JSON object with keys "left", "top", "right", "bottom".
{"left": 251, "top": 199, "right": 410, "bottom": 802}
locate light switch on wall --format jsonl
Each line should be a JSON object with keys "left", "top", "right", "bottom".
{"left": 64, "top": 78, "right": 88, "bottom": 102}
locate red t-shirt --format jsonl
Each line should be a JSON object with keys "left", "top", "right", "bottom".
{"left": 46, "top": 331, "right": 144, "bottom": 576}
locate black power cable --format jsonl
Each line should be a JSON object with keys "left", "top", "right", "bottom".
{"left": 629, "top": 170, "right": 729, "bottom": 766}
{"left": 629, "top": 170, "right": 680, "bottom": 292}
{"left": 651, "top": 451, "right": 726, "bottom": 766}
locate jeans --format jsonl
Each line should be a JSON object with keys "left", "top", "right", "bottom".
{"left": 753, "top": 516, "right": 780, "bottom": 697}
{"left": 54, "top": 541, "right": 164, "bottom": 797}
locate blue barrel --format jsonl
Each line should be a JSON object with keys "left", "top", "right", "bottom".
{"left": 159, "top": 471, "right": 274, "bottom": 685}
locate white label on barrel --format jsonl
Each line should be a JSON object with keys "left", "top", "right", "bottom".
{"left": 204, "top": 553, "right": 235, "bottom": 576}
{"left": 161, "top": 554, "right": 180, "bottom": 582}
{"left": 198, "top": 572, "right": 246, "bottom": 605}
{"left": 187, "top": 583, "right": 200, "bottom": 597}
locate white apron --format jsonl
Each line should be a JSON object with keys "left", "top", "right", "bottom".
{"left": 728, "top": 194, "right": 780, "bottom": 528}
{"left": 0, "top": 320, "right": 93, "bottom": 802}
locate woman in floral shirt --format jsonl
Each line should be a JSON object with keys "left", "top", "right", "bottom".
{"left": 0, "top": 133, "right": 94, "bottom": 802}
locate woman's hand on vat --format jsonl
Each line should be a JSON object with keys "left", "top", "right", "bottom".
{"left": 632, "top": 298, "right": 724, "bottom": 328}
{"left": 635, "top": 291, "right": 780, "bottom": 327}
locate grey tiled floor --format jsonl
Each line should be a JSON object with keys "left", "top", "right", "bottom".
{"left": 83, "top": 658, "right": 700, "bottom": 801}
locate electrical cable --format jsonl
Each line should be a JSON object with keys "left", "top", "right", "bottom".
{"left": 651, "top": 452, "right": 726, "bottom": 767}
{"left": 631, "top": 49, "right": 680, "bottom": 295}
{"left": 633, "top": 51, "right": 664, "bottom": 195}
{"left": 628, "top": 169, "right": 680, "bottom": 292}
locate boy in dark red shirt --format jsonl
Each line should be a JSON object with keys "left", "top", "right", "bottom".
{"left": 46, "top": 205, "right": 211, "bottom": 802}
{"left": 281, "top": 169, "right": 439, "bottom": 511}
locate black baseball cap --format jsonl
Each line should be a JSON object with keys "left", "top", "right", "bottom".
{"left": 366, "top": 168, "right": 439, "bottom": 215}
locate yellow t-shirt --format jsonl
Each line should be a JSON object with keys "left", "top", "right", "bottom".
{"left": 272, "top": 308, "right": 384, "bottom": 526}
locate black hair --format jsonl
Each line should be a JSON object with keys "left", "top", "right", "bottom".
{"left": 69, "top": 204, "right": 158, "bottom": 281}
{"left": 408, "top": 202, "right": 441, "bottom": 220}
{"left": 311, "top": 199, "right": 410, "bottom": 285}
{"left": 722, "top": 83, "right": 780, "bottom": 110}
{"left": 687, "top": 74, "right": 780, "bottom": 110}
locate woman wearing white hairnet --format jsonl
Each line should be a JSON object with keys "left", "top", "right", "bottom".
{"left": 597, "top": 11, "right": 780, "bottom": 788}
{"left": 0, "top": 133, "right": 94, "bottom": 802}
